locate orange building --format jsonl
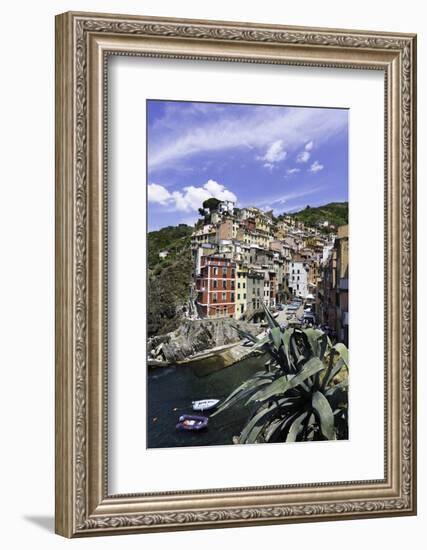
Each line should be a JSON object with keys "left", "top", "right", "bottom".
{"left": 195, "top": 255, "right": 236, "bottom": 318}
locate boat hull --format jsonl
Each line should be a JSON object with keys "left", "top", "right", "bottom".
{"left": 176, "top": 414, "right": 209, "bottom": 431}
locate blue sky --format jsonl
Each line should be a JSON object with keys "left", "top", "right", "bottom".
{"left": 147, "top": 100, "right": 348, "bottom": 231}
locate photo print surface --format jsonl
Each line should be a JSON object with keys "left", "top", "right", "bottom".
{"left": 146, "top": 99, "right": 349, "bottom": 449}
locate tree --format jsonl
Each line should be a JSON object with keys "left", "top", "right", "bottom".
{"left": 202, "top": 197, "right": 221, "bottom": 211}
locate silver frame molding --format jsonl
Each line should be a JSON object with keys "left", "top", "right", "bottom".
{"left": 55, "top": 11, "right": 417, "bottom": 537}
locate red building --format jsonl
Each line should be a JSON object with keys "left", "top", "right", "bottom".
{"left": 196, "top": 255, "right": 236, "bottom": 318}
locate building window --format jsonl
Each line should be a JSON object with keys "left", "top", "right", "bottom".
{"left": 222, "top": 267, "right": 227, "bottom": 277}
{"left": 222, "top": 292, "right": 227, "bottom": 301}
{"left": 238, "top": 282, "right": 240, "bottom": 289}
{"left": 231, "top": 269, "right": 235, "bottom": 277}
{"left": 213, "top": 267, "right": 218, "bottom": 276}
{"left": 222, "top": 280, "right": 227, "bottom": 290}
{"left": 243, "top": 283, "right": 246, "bottom": 289}
{"left": 212, "top": 292, "right": 217, "bottom": 302}
{"left": 237, "top": 294, "right": 240, "bottom": 300}
{"left": 213, "top": 280, "right": 217, "bottom": 289}
{"left": 243, "top": 293, "right": 246, "bottom": 299}
{"left": 231, "top": 293, "right": 235, "bottom": 301}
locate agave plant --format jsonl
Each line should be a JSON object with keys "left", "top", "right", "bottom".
{"left": 211, "top": 303, "right": 348, "bottom": 444}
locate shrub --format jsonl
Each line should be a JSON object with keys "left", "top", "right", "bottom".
{"left": 212, "top": 303, "right": 348, "bottom": 443}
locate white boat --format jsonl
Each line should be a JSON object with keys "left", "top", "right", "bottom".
{"left": 192, "top": 399, "right": 220, "bottom": 412}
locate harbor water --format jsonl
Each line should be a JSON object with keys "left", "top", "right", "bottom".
{"left": 147, "top": 354, "right": 267, "bottom": 448}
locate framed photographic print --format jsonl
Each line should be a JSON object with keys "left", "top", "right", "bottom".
{"left": 55, "top": 11, "right": 417, "bottom": 537}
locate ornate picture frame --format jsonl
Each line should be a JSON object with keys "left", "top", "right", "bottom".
{"left": 55, "top": 11, "right": 417, "bottom": 537}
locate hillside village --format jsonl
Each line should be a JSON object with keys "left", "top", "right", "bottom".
{"left": 183, "top": 198, "right": 349, "bottom": 346}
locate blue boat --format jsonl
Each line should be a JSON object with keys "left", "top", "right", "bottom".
{"left": 176, "top": 414, "right": 209, "bottom": 431}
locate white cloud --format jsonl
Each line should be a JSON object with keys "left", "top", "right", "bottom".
{"left": 204, "top": 179, "right": 237, "bottom": 202}
{"left": 147, "top": 179, "right": 237, "bottom": 212}
{"left": 286, "top": 168, "right": 300, "bottom": 176}
{"left": 147, "top": 183, "right": 173, "bottom": 205}
{"left": 296, "top": 150, "right": 311, "bottom": 163}
{"left": 263, "top": 163, "right": 274, "bottom": 171}
{"left": 305, "top": 140, "right": 314, "bottom": 151}
{"left": 257, "top": 140, "right": 287, "bottom": 165}
{"left": 149, "top": 106, "right": 347, "bottom": 170}
{"left": 309, "top": 160, "right": 324, "bottom": 173}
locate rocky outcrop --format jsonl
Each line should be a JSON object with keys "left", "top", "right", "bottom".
{"left": 148, "top": 318, "right": 262, "bottom": 364}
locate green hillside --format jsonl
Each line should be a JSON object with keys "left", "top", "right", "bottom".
{"left": 281, "top": 202, "right": 348, "bottom": 228}
{"left": 147, "top": 224, "right": 193, "bottom": 269}
{"left": 147, "top": 224, "right": 194, "bottom": 337}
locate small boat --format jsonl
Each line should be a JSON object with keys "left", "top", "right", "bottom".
{"left": 192, "top": 399, "right": 220, "bottom": 412}
{"left": 176, "top": 414, "right": 208, "bottom": 431}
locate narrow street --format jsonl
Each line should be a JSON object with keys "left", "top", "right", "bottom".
{"left": 274, "top": 303, "right": 305, "bottom": 326}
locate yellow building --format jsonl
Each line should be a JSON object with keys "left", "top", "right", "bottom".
{"left": 235, "top": 263, "right": 248, "bottom": 319}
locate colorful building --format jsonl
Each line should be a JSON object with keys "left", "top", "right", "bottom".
{"left": 195, "top": 255, "right": 236, "bottom": 318}
{"left": 235, "top": 263, "right": 248, "bottom": 319}
{"left": 288, "top": 260, "right": 309, "bottom": 298}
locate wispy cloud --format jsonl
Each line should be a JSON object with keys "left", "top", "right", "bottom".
{"left": 309, "top": 160, "right": 324, "bottom": 173}
{"left": 296, "top": 140, "right": 316, "bottom": 163}
{"left": 251, "top": 186, "right": 322, "bottom": 213}
{"left": 148, "top": 179, "right": 236, "bottom": 212}
{"left": 296, "top": 151, "right": 310, "bottom": 163}
{"left": 257, "top": 139, "right": 287, "bottom": 170}
{"left": 148, "top": 103, "right": 347, "bottom": 172}
{"left": 286, "top": 167, "right": 301, "bottom": 177}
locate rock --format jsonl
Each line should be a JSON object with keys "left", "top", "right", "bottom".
{"left": 148, "top": 318, "right": 263, "bottom": 364}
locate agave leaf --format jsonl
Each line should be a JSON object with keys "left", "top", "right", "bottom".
{"left": 325, "top": 381, "right": 349, "bottom": 410}
{"left": 264, "top": 417, "right": 287, "bottom": 442}
{"left": 261, "top": 301, "right": 280, "bottom": 329}
{"left": 238, "top": 402, "right": 279, "bottom": 444}
{"left": 264, "top": 409, "right": 300, "bottom": 442}
{"left": 312, "top": 391, "right": 336, "bottom": 440}
{"left": 303, "top": 328, "right": 323, "bottom": 357}
{"left": 289, "top": 333, "right": 301, "bottom": 365}
{"left": 231, "top": 324, "right": 258, "bottom": 343}
{"left": 316, "top": 332, "right": 329, "bottom": 360}
{"left": 325, "top": 380, "right": 349, "bottom": 396}
{"left": 248, "top": 357, "right": 325, "bottom": 404}
{"left": 286, "top": 411, "right": 309, "bottom": 442}
{"left": 245, "top": 374, "right": 288, "bottom": 405}
{"left": 324, "top": 358, "right": 347, "bottom": 386}
{"left": 211, "top": 376, "right": 272, "bottom": 417}
{"left": 270, "top": 327, "right": 283, "bottom": 351}
{"left": 332, "top": 343, "right": 349, "bottom": 367}
{"left": 282, "top": 328, "right": 293, "bottom": 362}
{"left": 252, "top": 335, "right": 271, "bottom": 349}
